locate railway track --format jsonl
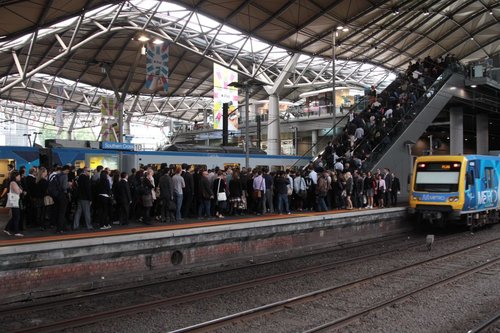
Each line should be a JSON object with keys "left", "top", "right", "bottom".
{"left": 467, "top": 311, "right": 500, "bottom": 333}
{"left": 1, "top": 232, "right": 478, "bottom": 333}
{"left": 168, "top": 237, "right": 500, "bottom": 333}
{"left": 0, "top": 233, "right": 411, "bottom": 315}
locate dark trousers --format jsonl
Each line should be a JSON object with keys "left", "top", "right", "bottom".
{"left": 96, "top": 196, "right": 110, "bottom": 227}
{"left": 390, "top": 191, "right": 398, "bottom": 206}
{"left": 160, "top": 198, "right": 175, "bottom": 223}
{"left": 56, "top": 196, "right": 68, "bottom": 232}
{"left": 254, "top": 192, "right": 265, "bottom": 214}
{"left": 385, "top": 190, "right": 392, "bottom": 207}
{"left": 119, "top": 202, "right": 130, "bottom": 225}
{"left": 198, "top": 199, "right": 211, "bottom": 218}
{"left": 182, "top": 192, "right": 193, "bottom": 217}
{"left": 5, "top": 208, "right": 21, "bottom": 234}
{"left": 36, "top": 204, "right": 47, "bottom": 229}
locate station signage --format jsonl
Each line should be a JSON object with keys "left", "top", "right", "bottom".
{"left": 101, "top": 141, "right": 135, "bottom": 151}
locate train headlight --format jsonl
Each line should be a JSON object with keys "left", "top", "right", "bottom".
{"left": 412, "top": 196, "right": 419, "bottom": 201}
{"left": 448, "top": 196, "right": 459, "bottom": 202}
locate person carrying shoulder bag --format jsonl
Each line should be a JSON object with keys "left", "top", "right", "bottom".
{"left": 4, "top": 170, "right": 24, "bottom": 237}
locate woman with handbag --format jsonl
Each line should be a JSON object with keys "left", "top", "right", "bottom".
{"left": 213, "top": 171, "right": 227, "bottom": 218}
{"left": 4, "top": 170, "right": 24, "bottom": 237}
{"left": 141, "top": 170, "right": 155, "bottom": 224}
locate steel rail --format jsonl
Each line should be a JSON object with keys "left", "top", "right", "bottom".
{"left": 466, "top": 311, "right": 500, "bottom": 333}
{"left": 6, "top": 234, "right": 435, "bottom": 333}
{"left": 167, "top": 237, "right": 500, "bottom": 333}
{"left": 303, "top": 260, "right": 500, "bottom": 332}
{"left": 0, "top": 233, "right": 411, "bottom": 316}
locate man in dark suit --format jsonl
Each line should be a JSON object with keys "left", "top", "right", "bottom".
{"left": 116, "top": 172, "right": 132, "bottom": 226}
{"left": 24, "top": 167, "right": 37, "bottom": 227}
{"left": 181, "top": 163, "right": 194, "bottom": 218}
{"left": 159, "top": 167, "right": 175, "bottom": 223}
{"left": 73, "top": 168, "right": 93, "bottom": 230}
{"left": 384, "top": 168, "right": 393, "bottom": 207}
{"left": 197, "top": 170, "right": 213, "bottom": 219}
{"left": 390, "top": 172, "right": 401, "bottom": 207}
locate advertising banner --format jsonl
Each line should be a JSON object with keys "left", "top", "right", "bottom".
{"left": 100, "top": 96, "right": 120, "bottom": 142}
{"left": 145, "top": 41, "right": 169, "bottom": 92}
{"left": 213, "top": 63, "right": 238, "bottom": 130}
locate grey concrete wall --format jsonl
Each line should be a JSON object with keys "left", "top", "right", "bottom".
{"left": 0, "top": 208, "right": 409, "bottom": 303}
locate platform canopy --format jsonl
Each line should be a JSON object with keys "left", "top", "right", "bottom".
{"left": 0, "top": 0, "right": 498, "bottom": 130}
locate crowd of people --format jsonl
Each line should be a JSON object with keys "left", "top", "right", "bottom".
{"left": 316, "top": 55, "right": 459, "bottom": 172}
{"left": 1, "top": 162, "right": 400, "bottom": 237}
{"left": 2, "top": 57, "right": 461, "bottom": 238}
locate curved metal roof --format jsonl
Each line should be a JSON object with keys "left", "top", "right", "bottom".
{"left": 0, "top": 0, "right": 498, "bottom": 129}
{"left": 173, "top": 0, "right": 499, "bottom": 68}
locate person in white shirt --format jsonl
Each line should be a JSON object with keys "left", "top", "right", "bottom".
{"left": 354, "top": 126, "right": 364, "bottom": 140}
{"left": 252, "top": 170, "right": 266, "bottom": 215}
{"left": 376, "top": 174, "right": 386, "bottom": 208}
{"left": 308, "top": 166, "right": 317, "bottom": 185}
{"left": 334, "top": 160, "right": 344, "bottom": 173}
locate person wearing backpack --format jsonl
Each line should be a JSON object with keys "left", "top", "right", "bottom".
{"left": 48, "top": 165, "right": 70, "bottom": 233}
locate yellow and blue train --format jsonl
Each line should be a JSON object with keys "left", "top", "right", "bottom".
{"left": 409, "top": 155, "right": 500, "bottom": 228}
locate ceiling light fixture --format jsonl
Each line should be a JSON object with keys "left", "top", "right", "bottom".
{"left": 138, "top": 35, "right": 150, "bottom": 42}
{"left": 470, "top": 85, "right": 477, "bottom": 88}
{"left": 153, "top": 38, "right": 163, "bottom": 44}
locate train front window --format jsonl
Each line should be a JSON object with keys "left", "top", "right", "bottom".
{"left": 414, "top": 162, "right": 461, "bottom": 192}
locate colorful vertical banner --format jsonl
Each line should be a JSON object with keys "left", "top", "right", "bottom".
{"left": 145, "top": 41, "right": 169, "bottom": 92}
{"left": 213, "top": 63, "right": 239, "bottom": 130}
{"left": 100, "top": 96, "right": 120, "bottom": 142}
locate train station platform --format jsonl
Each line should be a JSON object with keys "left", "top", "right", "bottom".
{"left": 0, "top": 207, "right": 410, "bottom": 304}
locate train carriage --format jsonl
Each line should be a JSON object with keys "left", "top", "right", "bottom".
{"left": 409, "top": 155, "right": 500, "bottom": 228}
{"left": 0, "top": 143, "right": 310, "bottom": 182}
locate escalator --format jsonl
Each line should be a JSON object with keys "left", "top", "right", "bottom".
{"left": 300, "top": 66, "right": 464, "bottom": 196}
{"left": 354, "top": 67, "right": 465, "bottom": 194}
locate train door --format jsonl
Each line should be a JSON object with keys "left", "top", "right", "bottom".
{"left": 464, "top": 160, "right": 477, "bottom": 211}
{"left": 0, "top": 159, "right": 14, "bottom": 186}
{"left": 224, "top": 163, "right": 240, "bottom": 170}
{"left": 271, "top": 165, "right": 284, "bottom": 172}
{"left": 478, "top": 160, "right": 497, "bottom": 210}
{"left": 87, "top": 154, "right": 119, "bottom": 171}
